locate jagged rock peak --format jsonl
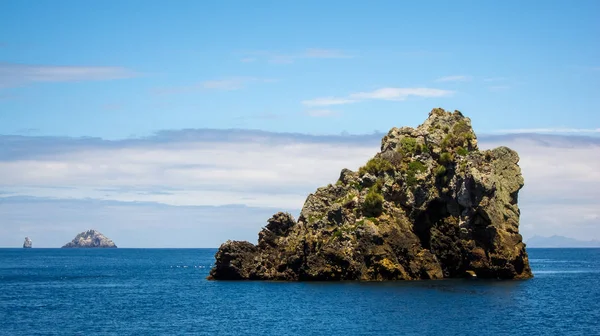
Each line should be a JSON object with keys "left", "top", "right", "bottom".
{"left": 62, "top": 229, "right": 117, "bottom": 248}
{"left": 209, "top": 108, "right": 532, "bottom": 281}
{"left": 23, "top": 237, "right": 32, "bottom": 248}
{"left": 380, "top": 108, "right": 478, "bottom": 154}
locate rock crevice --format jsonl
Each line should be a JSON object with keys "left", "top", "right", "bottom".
{"left": 209, "top": 108, "right": 533, "bottom": 281}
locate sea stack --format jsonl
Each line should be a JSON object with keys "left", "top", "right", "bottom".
{"left": 209, "top": 108, "right": 533, "bottom": 281}
{"left": 62, "top": 229, "right": 117, "bottom": 248}
{"left": 23, "top": 237, "right": 32, "bottom": 248}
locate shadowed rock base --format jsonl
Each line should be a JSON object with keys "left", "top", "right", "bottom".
{"left": 208, "top": 108, "right": 533, "bottom": 281}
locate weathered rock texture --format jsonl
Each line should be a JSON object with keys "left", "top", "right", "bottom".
{"left": 62, "top": 229, "right": 117, "bottom": 248}
{"left": 209, "top": 108, "right": 533, "bottom": 281}
{"left": 23, "top": 237, "right": 32, "bottom": 248}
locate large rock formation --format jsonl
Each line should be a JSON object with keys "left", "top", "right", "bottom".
{"left": 209, "top": 108, "right": 533, "bottom": 281}
{"left": 62, "top": 229, "right": 117, "bottom": 248}
{"left": 23, "top": 237, "right": 32, "bottom": 248}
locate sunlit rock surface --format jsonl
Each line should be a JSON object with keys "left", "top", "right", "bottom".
{"left": 209, "top": 108, "right": 533, "bottom": 281}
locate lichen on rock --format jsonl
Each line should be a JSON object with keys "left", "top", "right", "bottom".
{"left": 208, "top": 108, "right": 533, "bottom": 281}
{"left": 62, "top": 229, "right": 117, "bottom": 248}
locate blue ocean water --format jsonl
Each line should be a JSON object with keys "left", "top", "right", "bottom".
{"left": 1, "top": 248, "right": 599, "bottom": 335}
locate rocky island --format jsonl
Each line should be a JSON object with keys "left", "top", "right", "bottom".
{"left": 62, "top": 229, "right": 117, "bottom": 248}
{"left": 23, "top": 237, "right": 32, "bottom": 248}
{"left": 209, "top": 108, "right": 533, "bottom": 281}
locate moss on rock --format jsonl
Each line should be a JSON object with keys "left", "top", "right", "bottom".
{"left": 209, "top": 108, "right": 533, "bottom": 281}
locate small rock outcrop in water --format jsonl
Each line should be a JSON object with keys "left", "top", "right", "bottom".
{"left": 209, "top": 108, "right": 533, "bottom": 281}
{"left": 23, "top": 237, "right": 32, "bottom": 248}
{"left": 62, "top": 230, "right": 117, "bottom": 248}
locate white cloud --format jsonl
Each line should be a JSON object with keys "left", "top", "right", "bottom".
{"left": 0, "top": 63, "right": 137, "bottom": 88}
{"left": 494, "top": 128, "right": 600, "bottom": 134}
{"left": 303, "top": 87, "right": 454, "bottom": 106}
{"left": 240, "top": 49, "right": 353, "bottom": 64}
{"left": 302, "top": 88, "right": 454, "bottom": 106}
{"left": 155, "top": 77, "right": 276, "bottom": 94}
{"left": 2, "top": 131, "right": 600, "bottom": 241}
{"left": 0, "top": 136, "right": 376, "bottom": 209}
{"left": 435, "top": 75, "right": 472, "bottom": 82}
{"left": 305, "top": 109, "right": 341, "bottom": 117}
{"left": 201, "top": 77, "right": 252, "bottom": 90}
{"left": 349, "top": 88, "right": 454, "bottom": 101}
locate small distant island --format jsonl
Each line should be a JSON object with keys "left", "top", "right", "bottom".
{"left": 62, "top": 229, "right": 117, "bottom": 248}
{"left": 23, "top": 237, "right": 32, "bottom": 248}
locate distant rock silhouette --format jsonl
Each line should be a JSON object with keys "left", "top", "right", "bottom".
{"left": 23, "top": 237, "right": 32, "bottom": 248}
{"left": 527, "top": 235, "right": 600, "bottom": 248}
{"left": 62, "top": 230, "right": 117, "bottom": 248}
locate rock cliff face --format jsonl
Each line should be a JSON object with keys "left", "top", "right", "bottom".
{"left": 23, "top": 237, "right": 32, "bottom": 248}
{"left": 62, "top": 230, "right": 117, "bottom": 248}
{"left": 209, "top": 108, "right": 533, "bottom": 281}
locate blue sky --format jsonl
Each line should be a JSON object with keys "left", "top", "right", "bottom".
{"left": 2, "top": 0, "right": 599, "bottom": 138}
{"left": 0, "top": 1, "right": 599, "bottom": 247}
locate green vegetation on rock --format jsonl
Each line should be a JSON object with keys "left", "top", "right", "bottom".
{"left": 440, "top": 119, "right": 476, "bottom": 153}
{"left": 439, "top": 152, "right": 453, "bottom": 164}
{"left": 406, "top": 160, "right": 427, "bottom": 187}
{"left": 209, "top": 108, "right": 533, "bottom": 282}
{"left": 363, "top": 186, "right": 384, "bottom": 217}
{"left": 399, "top": 137, "right": 417, "bottom": 155}
{"left": 456, "top": 147, "right": 469, "bottom": 156}
{"left": 434, "top": 165, "right": 446, "bottom": 177}
{"left": 358, "top": 157, "right": 393, "bottom": 176}
{"left": 350, "top": 181, "right": 364, "bottom": 191}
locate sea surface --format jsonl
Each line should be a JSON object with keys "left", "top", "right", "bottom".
{"left": 1, "top": 248, "right": 599, "bottom": 335}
